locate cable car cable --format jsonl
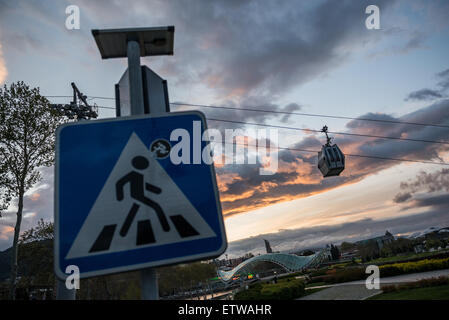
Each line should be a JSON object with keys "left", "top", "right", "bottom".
{"left": 170, "top": 102, "right": 449, "bottom": 129}
{"left": 216, "top": 142, "right": 449, "bottom": 166}
{"left": 205, "top": 118, "right": 449, "bottom": 145}
{"left": 46, "top": 96, "right": 449, "bottom": 129}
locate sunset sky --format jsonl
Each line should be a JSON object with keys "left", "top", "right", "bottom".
{"left": 0, "top": 0, "right": 449, "bottom": 257}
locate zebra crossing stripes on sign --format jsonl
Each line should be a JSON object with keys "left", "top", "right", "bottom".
{"left": 55, "top": 112, "right": 227, "bottom": 279}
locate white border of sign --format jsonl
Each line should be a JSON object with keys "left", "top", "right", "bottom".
{"left": 54, "top": 111, "right": 227, "bottom": 279}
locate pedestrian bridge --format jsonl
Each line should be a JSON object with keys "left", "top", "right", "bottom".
{"left": 217, "top": 252, "right": 326, "bottom": 282}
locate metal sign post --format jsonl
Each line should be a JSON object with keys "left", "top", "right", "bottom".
{"left": 126, "top": 40, "right": 145, "bottom": 115}
{"left": 126, "top": 38, "right": 158, "bottom": 300}
{"left": 91, "top": 26, "right": 175, "bottom": 300}
{"left": 56, "top": 278, "right": 76, "bottom": 300}
{"left": 55, "top": 111, "right": 226, "bottom": 295}
{"left": 54, "top": 26, "right": 226, "bottom": 301}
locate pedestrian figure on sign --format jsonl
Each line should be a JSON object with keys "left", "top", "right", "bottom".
{"left": 116, "top": 155, "right": 170, "bottom": 236}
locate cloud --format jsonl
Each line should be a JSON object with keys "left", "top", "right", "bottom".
{"left": 413, "top": 193, "right": 449, "bottom": 208}
{"left": 393, "top": 168, "right": 449, "bottom": 204}
{"left": 76, "top": 0, "right": 398, "bottom": 120}
{"left": 224, "top": 208, "right": 449, "bottom": 258}
{"left": 0, "top": 167, "right": 54, "bottom": 250}
{"left": 393, "top": 192, "right": 412, "bottom": 203}
{"left": 175, "top": 99, "right": 304, "bottom": 130}
{"left": 0, "top": 225, "right": 13, "bottom": 241}
{"left": 0, "top": 42, "right": 7, "bottom": 84}
{"left": 405, "top": 88, "right": 444, "bottom": 101}
{"left": 162, "top": 0, "right": 396, "bottom": 100}
{"left": 218, "top": 98, "right": 449, "bottom": 216}
{"left": 436, "top": 68, "right": 449, "bottom": 91}
{"left": 369, "top": 29, "right": 427, "bottom": 59}
{"left": 405, "top": 67, "right": 449, "bottom": 101}
{"left": 401, "top": 31, "right": 427, "bottom": 53}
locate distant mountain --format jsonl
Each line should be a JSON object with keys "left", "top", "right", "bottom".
{"left": 0, "top": 239, "right": 53, "bottom": 282}
{"left": 408, "top": 226, "right": 449, "bottom": 239}
{"left": 0, "top": 247, "right": 11, "bottom": 281}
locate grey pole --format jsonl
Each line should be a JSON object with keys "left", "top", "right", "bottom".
{"left": 127, "top": 40, "right": 145, "bottom": 115}
{"left": 140, "top": 267, "right": 159, "bottom": 300}
{"left": 56, "top": 278, "right": 76, "bottom": 300}
{"left": 126, "top": 39, "right": 159, "bottom": 300}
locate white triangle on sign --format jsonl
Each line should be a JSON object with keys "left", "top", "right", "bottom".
{"left": 66, "top": 132, "right": 216, "bottom": 259}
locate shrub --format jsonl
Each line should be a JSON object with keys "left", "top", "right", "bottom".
{"left": 309, "top": 268, "right": 328, "bottom": 277}
{"left": 376, "top": 251, "right": 449, "bottom": 267}
{"left": 234, "top": 279, "right": 305, "bottom": 300}
{"left": 382, "top": 276, "right": 449, "bottom": 293}
{"left": 260, "top": 279, "right": 305, "bottom": 300}
{"left": 277, "top": 271, "right": 303, "bottom": 281}
{"left": 326, "top": 269, "right": 337, "bottom": 275}
{"left": 310, "top": 267, "right": 366, "bottom": 284}
{"left": 380, "top": 257, "right": 449, "bottom": 277}
{"left": 234, "top": 285, "right": 263, "bottom": 300}
{"left": 325, "top": 268, "right": 366, "bottom": 284}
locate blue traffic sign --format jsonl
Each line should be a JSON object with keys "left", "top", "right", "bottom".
{"left": 54, "top": 111, "right": 227, "bottom": 279}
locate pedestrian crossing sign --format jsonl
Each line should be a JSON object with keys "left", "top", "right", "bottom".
{"left": 54, "top": 111, "right": 227, "bottom": 279}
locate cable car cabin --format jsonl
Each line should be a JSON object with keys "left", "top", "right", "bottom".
{"left": 318, "top": 144, "right": 345, "bottom": 177}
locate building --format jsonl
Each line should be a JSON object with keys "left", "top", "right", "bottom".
{"left": 264, "top": 239, "right": 273, "bottom": 254}
{"left": 217, "top": 251, "right": 328, "bottom": 282}
{"left": 413, "top": 243, "right": 425, "bottom": 254}
{"left": 355, "top": 231, "right": 395, "bottom": 250}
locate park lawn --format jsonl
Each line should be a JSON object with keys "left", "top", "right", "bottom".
{"left": 303, "top": 287, "right": 326, "bottom": 296}
{"left": 369, "top": 284, "right": 449, "bottom": 300}
{"left": 305, "top": 281, "right": 327, "bottom": 288}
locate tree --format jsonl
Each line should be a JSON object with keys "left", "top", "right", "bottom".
{"left": 157, "top": 262, "right": 216, "bottom": 297}
{"left": 19, "top": 218, "right": 54, "bottom": 244}
{"left": 17, "top": 219, "right": 54, "bottom": 297}
{"left": 340, "top": 242, "right": 356, "bottom": 252}
{"left": 330, "top": 244, "right": 341, "bottom": 260}
{"left": 358, "top": 241, "right": 380, "bottom": 262}
{"left": 0, "top": 81, "right": 65, "bottom": 299}
{"left": 425, "top": 239, "right": 442, "bottom": 251}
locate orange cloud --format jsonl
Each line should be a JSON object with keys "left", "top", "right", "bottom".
{"left": 30, "top": 193, "right": 40, "bottom": 201}
{"left": 206, "top": 75, "right": 222, "bottom": 88}
{"left": 0, "top": 43, "right": 7, "bottom": 84}
{"left": 216, "top": 172, "right": 242, "bottom": 192}
{"left": 0, "top": 226, "right": 14, "bottom": 240}
{"left": 215, "top": 100, "right": 449, "bottom": 219}
{"left": 220, "top": 189, "right": 255, "bottom": 203}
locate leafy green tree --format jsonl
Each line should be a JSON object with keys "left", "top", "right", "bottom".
{"left": 340, "top": 242, "right": 356, "bottom": 252}
{"left": 157, "top": 262, "right": 216, "bottom": 296}
{"left": 77, "top": 272, "right": 140, "bottom": 300}
{"left": 330, "top": 244, "right": 341, "bottom": 260}
{"left": 16, "top": 220, "right": 55, "bottom": 300}
{"left": 0, "top": 82, "right": 65, "bottom": 299}
{"left": 20, "top": 218, "right": 54, "bottom": 244}
{"left": 358, "top": 241, "right": 380, "bottom": 262}
{"left": 17, "top": 219, "right": 54, "bottom": 290}
{"left": 380, "top": 245, "right": 393, "bottom": 258}
{"left": 426, "top": 239, "right": 442, "bottom": 251}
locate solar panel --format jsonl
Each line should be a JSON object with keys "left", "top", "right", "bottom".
{"left": 91, "top": 26, "right": 175, "bottom": 59}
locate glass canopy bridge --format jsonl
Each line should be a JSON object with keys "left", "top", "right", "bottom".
{"left": 217, "top": 251, "right": 327, "bottom": 282}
